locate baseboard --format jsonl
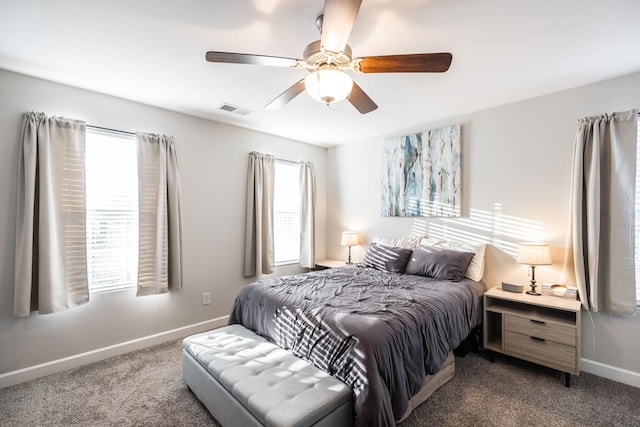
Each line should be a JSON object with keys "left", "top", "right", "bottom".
{"left": 581, "top": 357, "right": 640, "bottom": 388}
{"left": 0, "top": 315, "right": 229, "bottom": 389}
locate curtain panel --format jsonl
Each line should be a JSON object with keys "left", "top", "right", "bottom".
{"left": 299, "top": 161, "right": 316, "bottom": 268}
{"left": 244, "top": 152, "right": 275, "bottom": 277}
{"left": 136, "top": 132, "right": 184, "bottom": 296}
{"left": 14, "top": 112, "right": 89, "bottom": 316}
{"left": 569, "top": 108, "right": 638, "bottom": 315}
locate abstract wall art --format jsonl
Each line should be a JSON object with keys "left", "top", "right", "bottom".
{"left": 381, "top": 124, "right": 461, "bottom": 217}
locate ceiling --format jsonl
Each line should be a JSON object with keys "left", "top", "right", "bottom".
{"left": 1, "top": 0, "right": 639, "bottom": 147}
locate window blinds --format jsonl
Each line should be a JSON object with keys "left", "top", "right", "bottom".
{"left": 85, "top": 128, "right": 138, "bottom": 293}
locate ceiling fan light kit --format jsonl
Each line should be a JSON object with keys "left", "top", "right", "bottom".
{"left": 304, "top": 67, "right": 353, "bottom": 105}
{"left": 205, "top": 0, "right": 452, "bottom": 114}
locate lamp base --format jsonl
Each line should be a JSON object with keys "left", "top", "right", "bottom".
{"left": 526, "top": 266, "right": 541, "bottom": 296}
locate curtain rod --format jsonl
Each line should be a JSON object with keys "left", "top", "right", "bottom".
{"left": 275, "top": 157, "right": 301, "bottom": 165}
{"left": 87, "top": 124, "right": 136, "bottom": 137}
{"left": 252, "top": 150, "right": 305, "bottom": 165}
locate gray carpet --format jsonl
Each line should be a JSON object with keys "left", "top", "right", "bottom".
{"left": 1, "top": 339, "right": 638, "bottom": 426}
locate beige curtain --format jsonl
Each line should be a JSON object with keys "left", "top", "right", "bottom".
{"left": 568, "top": 109, "right": 638, "bottom": 315}
{"left": 299, "top": 161, "right": 316, "bottom": 268}
{"left": 136, "top": 132, "right": 183, "bottom": 296}
{"left": 244, "top": 152, "right": 275, "bottom": 277}
{"left": 14, "top": 112, "right": 89, "bottom": 316}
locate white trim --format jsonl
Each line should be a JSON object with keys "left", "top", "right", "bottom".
{"left": 580, "top": 357, "right": 640, "bottom": 388}
{"left": 0, "top": 315, "right": 229, "bottom": 389}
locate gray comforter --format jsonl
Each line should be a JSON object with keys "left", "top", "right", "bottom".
{"left": 229, "top": 266, "right": 486, "bottom": 426}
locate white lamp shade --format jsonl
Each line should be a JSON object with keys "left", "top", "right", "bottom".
{"left": 517, "top": 242, "right": 552, "bottom": 265}
{"left": 304, "top": 69, "right": 353, "bottom": 104}
{"left": 340, "top": 231, "right": 358, "bottom": 246}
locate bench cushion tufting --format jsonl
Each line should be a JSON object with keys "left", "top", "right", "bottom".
{"left": 183, "top": 324, "right": 353, "bottom": 427}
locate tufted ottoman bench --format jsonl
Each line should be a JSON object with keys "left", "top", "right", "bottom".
{"left": 182, "top": 324, "right": 353, "bottom": 427}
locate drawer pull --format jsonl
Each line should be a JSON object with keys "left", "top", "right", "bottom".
{"left": 530, "top": 336, "right": 546, "bottom": 342}
{"left": 530, "top": 319, "right": 546, "bottom": 325}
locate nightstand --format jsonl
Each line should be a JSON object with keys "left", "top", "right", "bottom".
{"left": 483, "top": 286, "right": 581, "bottom": 387}
{"left": 314, "top": 259, "right": 346, "bottom": 270}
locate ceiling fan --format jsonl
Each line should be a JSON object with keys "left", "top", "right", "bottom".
{"left": 205, "top": 0, "right": 452, "bottom": 114}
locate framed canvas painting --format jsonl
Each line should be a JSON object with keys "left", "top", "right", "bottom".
{"left": 381, "top": 124, "right": 461, "bottom": 217}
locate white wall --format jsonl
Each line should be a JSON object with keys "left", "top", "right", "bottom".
{"left": 0, "top": 69, "right": 327, "bottom": 381}
{"left": 326, "top": 72, "right": 640, "bottom": 384}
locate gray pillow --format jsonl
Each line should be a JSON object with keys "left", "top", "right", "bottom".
{"left": 361, "top": 243, "right": 413, "bottom": 273}
{"left": 405, "top": 246, "right": 475, "bottom": 281}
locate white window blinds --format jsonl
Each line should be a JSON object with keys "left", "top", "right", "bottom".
{"left": 274, "top": 161, "right": 300, "bottom": 265}
{"left": 85, "top": 128, "right": 138, "bottom": 293}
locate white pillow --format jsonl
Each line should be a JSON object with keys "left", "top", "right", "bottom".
{"left": 430, "top": 240, "right": 487, "bottom": 282}
{"left": 418, "top": 237, "right": 445, "bottom": 247}
{"left": 371, "top": 236, "right": 421, "bottom": 249}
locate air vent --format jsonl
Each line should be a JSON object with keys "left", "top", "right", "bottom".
{"left": 219, "top": 103, "right": 253, "bottom": 116}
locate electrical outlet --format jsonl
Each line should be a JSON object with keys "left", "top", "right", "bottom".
{"left": 202, "top": 292, "right": 211, "bottom": 305}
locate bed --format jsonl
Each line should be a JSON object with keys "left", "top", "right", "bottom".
{"left": 229, "top": 240, "right": 487, "bottom": 426}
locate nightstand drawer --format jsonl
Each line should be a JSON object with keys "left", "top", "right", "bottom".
{"left": 505, "top": 331, "right": 577, "bottom": 373}
{"left": 505, "top": 314, "right": 576, "bottom": 346}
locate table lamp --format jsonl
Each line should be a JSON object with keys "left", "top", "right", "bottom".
{"left": 340, "top": 232, "right": 358, "bottom": 264}
{"left": 517, "top": 242, "right": 551, "bottom": 296}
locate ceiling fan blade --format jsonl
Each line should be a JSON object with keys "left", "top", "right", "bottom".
{"left": 265, "top": 79, "right": 307, "bottom": 110}
{"left": 357, "top": 53, "right": 452, "bottom": 73}
{"left": 348, "top": 82, "right": 377, "bottom": 114}
{"left": 205, "top": 51, "right": 299, "bottom": 68}
{"left": 321, "top": 0, "right": 362, "bottom": 53}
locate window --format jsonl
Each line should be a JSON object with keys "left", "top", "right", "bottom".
{"left": 85, "top": 128, "right": 138, "bottom": 293}
{"left": 274, "top": 161, "right": 300, "bottom": 265}
{"left": 636, "top": 116, "right": 640, "bottom": 305}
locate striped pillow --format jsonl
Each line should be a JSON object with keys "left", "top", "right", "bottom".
{"left": 361, "top": 243, "right": 413, "bottom": 273}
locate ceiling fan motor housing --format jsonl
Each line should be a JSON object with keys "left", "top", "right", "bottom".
{"left": 303, "top": 40, "right": 352, "bottom": 69}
